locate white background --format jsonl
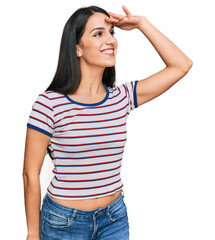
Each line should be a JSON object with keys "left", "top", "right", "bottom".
{"left": 1, "top": 0, "right": 214, "bottom": 239}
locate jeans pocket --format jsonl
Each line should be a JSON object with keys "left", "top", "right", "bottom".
{"left": 108, "top": 201, "right": 128, "bottom": 222}
{"left": 41, "top": 204, "right": 73, "bottom": 229}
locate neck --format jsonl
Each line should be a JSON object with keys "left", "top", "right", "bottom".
{"left": 77, "top": 61, "right": 106, "bottom": 97}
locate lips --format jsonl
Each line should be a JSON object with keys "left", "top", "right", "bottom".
{"left": 101, "top": 48, "right": 114, "bottom": 55}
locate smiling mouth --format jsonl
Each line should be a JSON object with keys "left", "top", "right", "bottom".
{"left": 101, "top": 49, "right": 114, "bottom": 56}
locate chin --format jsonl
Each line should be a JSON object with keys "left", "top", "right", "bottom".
{"left": 102, "top": 60, "right": 116, "bottom": 68}
{"left": 104, "top": 64, "right": 115, "bottom": 68}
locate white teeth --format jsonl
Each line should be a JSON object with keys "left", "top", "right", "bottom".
{"left": 102, "top": 50, "right": 114, "bottom": 54}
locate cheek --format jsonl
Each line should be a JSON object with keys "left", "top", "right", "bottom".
{"left": 85, "top": 42, "right": 101, "bottom": 57}
{"left": 113, "top": 40, "right": 118, "bottom": 53}
{"left": 115, "top": 39, "right": 118, "bottom": 48}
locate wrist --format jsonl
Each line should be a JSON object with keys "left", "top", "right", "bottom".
{"left": 27, "top": 232, "right": 40, "bottom": 239}
{"left": 136, "top": 16, "right": 148, "bottom": 29}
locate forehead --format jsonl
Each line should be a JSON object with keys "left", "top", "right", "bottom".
{"left": 84, "top": 12, "right": 113, "bottom": 33}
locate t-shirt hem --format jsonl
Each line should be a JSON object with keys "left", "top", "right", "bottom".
{"left": 46, "top": 185, "right": 124, "bottom": 200}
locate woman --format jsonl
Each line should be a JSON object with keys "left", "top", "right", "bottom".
{"left": 23, "top": 5, "right": 192, "bottom": 240}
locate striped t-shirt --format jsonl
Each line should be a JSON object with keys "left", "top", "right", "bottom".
{"left": 27, "top": 80, "right": 139, "bottom": 200}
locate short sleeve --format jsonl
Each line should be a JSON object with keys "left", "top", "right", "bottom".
{"left": 119, "top": 80, "right": 139, "bottom": 114}
{"left": 27, "top": 92, "right": 54, "bottom": 137}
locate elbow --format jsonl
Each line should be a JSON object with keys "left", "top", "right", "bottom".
{"left": 22, "top": 170, "right": 28, "bottom": 180}
{"left": 181, "top": 58, "right": 193, "bottom": 74}
{"left": 169, "top": 59, "right": 193, "bottom": 76}
{"left": 22, "top": 170, "right": 40, "bottom": 186}
{"left": 22, "top": 171, "right": 29, "bottom": 186}
{"left": 186, "top": 58, "right": 193, "bottom": 71}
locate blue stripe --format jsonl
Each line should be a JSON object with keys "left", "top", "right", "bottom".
{"left": 134, "top": 80, "right": 138, "bottom": 108}
{"left": 27, "top": 123, "right": 52, "bottom": 137}
{"left": 64, "top": 83, "right": 109, "bottom": 107}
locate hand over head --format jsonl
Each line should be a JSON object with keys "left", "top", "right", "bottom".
{"left": 105, "top": 5, "right": 143, "bottom": 30}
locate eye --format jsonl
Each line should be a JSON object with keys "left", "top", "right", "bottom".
{"left": 93, "top": 31, "right": 116, "bottom": 37}
{"left": 94, "top": 32, "right": 103, "bottom": 37}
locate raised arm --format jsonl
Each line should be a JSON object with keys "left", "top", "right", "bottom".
{"left": 134, "top": 16, "right": 192, "bottom": 106}
{"left": 23, "top": 128, "right": 50, "bottom": 240}
{"left": 106, "top": 5, "right": 193, "bottom": 106}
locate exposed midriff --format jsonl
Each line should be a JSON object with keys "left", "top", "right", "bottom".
{"left": 50, "top": 189, "right": 122, "bottom": 211}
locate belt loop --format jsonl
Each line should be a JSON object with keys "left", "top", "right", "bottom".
{"left": 106, "top": 204, "right": 111, "bottom": 216}
{"left": 71, "top": 208, "right": 77, "bottom": 220}
{"left": 121, "top": 189, "right": 124, "bottom": 198}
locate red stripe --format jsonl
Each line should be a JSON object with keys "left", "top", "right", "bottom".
{"left": 36, "top": 100, "right": 53, "bottom": 111}
{"left": 47, "top": 184, "right": 123, "bottom": 198}
{"left": 49, "top": 95, "right": 65, "bottom": 100}
{"left": 65, "top": 101, "right": 127, "bottom": 118}
{"left": 50, "top": 138, "right": 126, "bottom": 147}
{"left": 39, "top": 94, "right": 49, "bottom": 99}
{"left": 54, "top": 158, "right": 122, "bottom": 167}
{"left": 52, "top": 145, "right": 124, "bottom": 154}
{"left": 30, "top": 116, "right": 53, "bottom": 129}
{"left": 33, "top": 109, "right": 54, "bottom": 123}
{"left": 55, "top": 172, "right": 120, "bottom": 182}
{"left": 53, "top": 165, "right": 121, "bottom": 175}
{"left": 53, "top": 131, "right": 126, "bottom": 139}
{"left": 55, "top": 122, "right": 126, "bottom": 133}
{"left": 54, "top": 95, "right": 126, "bottom": 118}
{"left": 74, "top": 122, "right": 126, "bottom": 131}
{"left": 55, "top": 112, "right": 127, "bottom": 128}
{"left": 53, "top": 102, "right": 71, "bottom": 108}
{"left": 51, "top": 179, "right": 121, "bottom": 190}
{"left": 53, "top": 151, "right": 123, "bottom": 160}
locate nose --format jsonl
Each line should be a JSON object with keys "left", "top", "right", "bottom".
{"left": 105, "top": 33, "right": 116, "bottom": 45}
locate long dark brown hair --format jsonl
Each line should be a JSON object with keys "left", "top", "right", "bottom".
{"left": 46, "top": 5, "right": 116, "bottom": 95}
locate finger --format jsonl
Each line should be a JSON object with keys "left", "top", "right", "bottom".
{"left": 108, "top": 11, "right": 124, "bottom": 21}
{"left": 105, "top": 17, "right": 119, "bottom": 24}
{"left": 122, "top": 5, "right": 132, "bottom": 16}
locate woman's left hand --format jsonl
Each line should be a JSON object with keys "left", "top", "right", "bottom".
{"left": 105, "top": 5, "right": 144, "bottom": 30}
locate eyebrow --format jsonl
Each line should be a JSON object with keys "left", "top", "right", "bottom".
{"left": 90, "top": 25, "right": 114, "bottom": 34}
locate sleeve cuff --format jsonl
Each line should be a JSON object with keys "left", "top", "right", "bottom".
{"left": 27, "top": 123, "right": 52, "bottom": 137}
{"left": 134, "top": 80, "right": 138, "bottom": 108}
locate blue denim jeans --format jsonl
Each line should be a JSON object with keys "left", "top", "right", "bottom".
{"left": 40, "top": 190, "right": 129, "bottom": 240}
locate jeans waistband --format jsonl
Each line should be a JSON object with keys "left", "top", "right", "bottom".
{"left": 42, "top": 189, "right": 124, "bottom": 218}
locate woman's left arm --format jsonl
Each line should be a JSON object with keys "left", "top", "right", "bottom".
{"left": 106, "top": 5, "right": 193, "bottom": 106}
{"left": 134, "top": 16, "right": 193, "bottom": 106}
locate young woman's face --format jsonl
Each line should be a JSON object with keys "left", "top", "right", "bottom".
{"left": 76, "top": 12, "right": 118, "bottom": 68}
